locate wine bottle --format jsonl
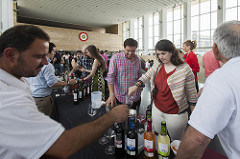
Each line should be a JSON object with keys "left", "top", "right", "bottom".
{"left": 86, "top": 79, "right": 91, "bottom": 97}
{"left": 157, "top": 121, "right": 170, "bottom": 159}
{"left": 83, "top": 79, "right": 87, "bottom": 98}
{"left": 73, "top": 82, "right": 79, "bottom": 105}
{"left": 144, "top": 119, "right": 155, "bottom": 159}
{"left": 78, "top": 80, "right": 84, "bottom": 101}
{"left": 146, "top": 104, "right": 152, "bottom": 120}
{"left": 114, "top": 123, "right": 125, "bottom": 159}
{"left": 68, "top": 74, "right": 73, "bottom": 96}
{"left": 127, "top": 116, "right": 138, "bottom": 159}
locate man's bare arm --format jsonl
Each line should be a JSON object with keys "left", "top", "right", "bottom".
{"left": 175, "top": 126, "right": 211, "bottom": 159}
{"left": 44, "top": 105, "right": 129, "bottom": 158}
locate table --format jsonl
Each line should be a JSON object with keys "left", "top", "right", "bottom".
{"left": 51, "top": 89, "right": 227, "bottom": 159}
{"left": 52, "top": 89, "right": 142, "bottom": 159}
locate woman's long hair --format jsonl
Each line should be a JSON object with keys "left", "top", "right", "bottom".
{"left": 86, "top": 45, "right": 106, "bottom": 72}
{"left": 155, "top": 39, "right": 184, "bottom": 66}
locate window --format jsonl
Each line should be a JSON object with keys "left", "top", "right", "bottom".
{"left": 167, "top": 5, "right": 184, "bottom": 48}
{"left": 191, "top": 0, "right": 217, "bottom": 55}
{"left": 122, "top": 21, "right": 130, "bottom": 42}
{"left": 148, "top": 12, "right": 160, "bottom": 54}
{"left": 225, "top": 0, "right": 240, "bottom": 21}
{"left": 134, "top": 17, "right": 143, "bottom": 55}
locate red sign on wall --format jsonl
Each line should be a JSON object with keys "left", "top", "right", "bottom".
{"left": 79, "top": 32, "right": 88, "bottom": 41}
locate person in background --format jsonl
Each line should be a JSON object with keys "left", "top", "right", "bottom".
{"left": 69, "top": 45, "right": 93, "bottom": 78}
{"left": 182, "top": 40, "right": 200, "bottom": 92}
{"left": 62, "top": 52, "right": 70, "bottom": 72}
{"left": 70, "top": 50, "right": 83, "bottom": 78}
{"left": 149, "top": 60, "right": 154, "bottom": 68}
{"left": 145, "top": 59, "right": 150, "bottom": 71}
{"left": 128, "top": 39, "right": 197, "bottom": 140}
{"left": 71, "top": 52, "right": 79, "bottom": 69}
{"left": 79, "top": 45, "right": 106, "bottom": 100}
{"left": 0, "top": 24, "right": 129, "bottom": 159}
{"left": 178, "top": 49, "right": 184, "bottom": 59}
{"left": 203, "top": 49, "right": 223, "bottom": 78}
{"left": 106, "top": 38, "right": 142, "bottom": 113}
{"left": 197, "top": 49, "right": 223, "bottom": 97}
{"left": 104, "top": 50, "right": 110, "bottom": 59}
{"left": 100, "top": 50, "right": 108, "bottom": 77}
{"left": 27, "top": 42, "right": 76, "bottom": 116}
{"left": 176, "top": 21, "right": 240, "bottom": 159}
{"left": 53, "top": 48, "right": 62, "bottom": 75}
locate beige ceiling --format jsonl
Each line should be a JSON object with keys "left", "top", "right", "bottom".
{"left": 16, "top": 0, "right": 186, "bottom": 29}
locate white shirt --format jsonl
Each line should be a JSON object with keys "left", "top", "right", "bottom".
{"left": 145, "top": 61, "right": 150, "bottom": 69}
{"left": 27, "top": 58, "right": 58, "bottom": 97}
{"left": 189, "top": 56, "right": 240, "bottom": 159}
{"left": 0, "top": 69, "right": 64, "bottom": 159}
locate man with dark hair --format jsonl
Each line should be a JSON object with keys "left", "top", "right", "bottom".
{"left": 27, "top": 42, "right": 76, "bottom": 116}
{"left": 0, "top": 25, "right": 129, "bottom": 158}
{"left": 106, "top": 38, "right": 142, "bottom": 112}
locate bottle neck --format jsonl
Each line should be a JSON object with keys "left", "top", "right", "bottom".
{"left": 129, "top": 121, "right": 135, "bottom": 130}
{"left": 147, "top": 121, "right": 152, "bottom": 132}
{"left": 161, "top": 126, "right": 167, "bottom": 135}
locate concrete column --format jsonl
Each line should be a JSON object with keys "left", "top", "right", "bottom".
{"left": 0, "top": 0, "right": 13, "bottom": 33}
{"left": 217, "top": 0, "right": 224, "bottom": 25}
{"left": 143, "top": 14, "right": 149, "bottom": 55}
{"left": 183, "top": 0, "right": 191, "bottom": 41}
{"left": 160, "top": 9, "right": 167, "bottom": 39}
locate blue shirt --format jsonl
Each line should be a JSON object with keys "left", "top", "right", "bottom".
{"left": 27, "top": 58, "right": 58, "bottom": 97}
{"left": 78, "top": 55, "right": 93, "bottom": 77}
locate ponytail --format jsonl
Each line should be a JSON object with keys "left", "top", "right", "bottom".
{"left": 183, "top": 40, "right": 197, "bottom": 50}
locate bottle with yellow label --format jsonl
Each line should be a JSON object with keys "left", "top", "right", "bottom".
{"left": 157, "top": 121, "right": 170, "bottom": 159}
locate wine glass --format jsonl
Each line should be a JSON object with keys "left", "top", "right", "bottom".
{"left": 87, "top": 103, "right": 97, "bottom": 117}
{"left": 104, "top": 123, "right": 116, "bottom": 155}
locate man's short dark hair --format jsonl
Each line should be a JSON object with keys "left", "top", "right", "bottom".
{"left": 123, "top": 38, "right": 138, "bottom": 48}
{"left": 49, "top": 42, "right": 56, "bottom": 53}
{"left": 0, "top": 25, "right": 50, "bottom": 57}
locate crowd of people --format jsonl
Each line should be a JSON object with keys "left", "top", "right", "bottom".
{"left": 0, "top": 20, "right": 240, "bottom": 159}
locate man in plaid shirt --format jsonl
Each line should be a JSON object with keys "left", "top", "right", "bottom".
{"left": 106, "top": 38, "right": 142, "bottom": 112}
{"left": 69, "top": 45, "right": 93, "bottom": 78}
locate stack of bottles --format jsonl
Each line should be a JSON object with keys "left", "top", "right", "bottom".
{"left": 67, "top": 73, "right": 92, "bottom": 105}
{"left": 112, "top": 105, "right": 172, "bottom": 159}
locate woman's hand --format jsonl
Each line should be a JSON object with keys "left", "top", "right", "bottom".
{"left": 128, "top": 85, "right": 138, "bottom": 97}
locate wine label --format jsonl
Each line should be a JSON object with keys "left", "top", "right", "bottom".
{"left": 158, "top": 155, "right": 169, "bottom": 159}
{"left": 114, "top": 134, "right": 123, "bottom": 148}
{"left": 73, "top": 93, "right": 77, "bottom": 101}
{"left": 144, "top": 139, "right": 154, "bottom": 152}
{"left": 87, "top": 86, "right": 90, "bottom": 94}
{"left": 78, "top": 91, "right": 82, "bottom": 98}
{"left": 158, "top": 143, "right": 169, "bottom": 156}
{"left": 144, "top": 151, "right": 154, "bottom": 157}
{"left": 127, "top": 138, "right": 136, "bottom": 150}
{"left": 127, "top": 150, "right": 136, "bottom": 155}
